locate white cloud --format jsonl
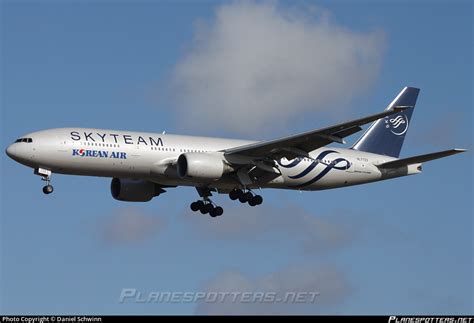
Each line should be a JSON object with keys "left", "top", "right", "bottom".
{"left": 195, "top": 264, "right": 351, "bottom": 314}
{"left": 100, "top": 207, "right": 167, "bottom": 246}
{"left": 171, "top": 1, "right": 384, "bottom": 135}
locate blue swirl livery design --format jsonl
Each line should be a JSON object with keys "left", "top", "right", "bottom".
{"left": 278, "top": 150, "right": 351, "bottom": 187}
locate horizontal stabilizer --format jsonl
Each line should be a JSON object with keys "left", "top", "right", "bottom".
{"left": 377, "top": 149, "right": 467, "bottom": 169}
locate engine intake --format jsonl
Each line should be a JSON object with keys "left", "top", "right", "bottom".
{"left": 177, "top": 152, "right": 232, "bottom": 181}
{"left": 111, "top": 178, "right": 165, "bottom": 202}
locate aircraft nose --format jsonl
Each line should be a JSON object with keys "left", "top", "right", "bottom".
{"left": 6, "top": 144, "right": 17, "bottom": 159}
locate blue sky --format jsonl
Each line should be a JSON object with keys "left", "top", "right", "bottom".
{"left": 1, "top": 0, "right": 472, "bottom": 315}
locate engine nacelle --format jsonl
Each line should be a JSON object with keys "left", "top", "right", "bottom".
{"left": 111, "top": 178, "right": 164, "bottom": 202}
{"left": 177, "top": 152, "right": 232, "bottom": 180}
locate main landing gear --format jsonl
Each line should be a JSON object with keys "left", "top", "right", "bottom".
{"left": 190, "top": 200, "right": 224, "bottom": 217}
{"left": 35, "top": 168, "right": 54, "bottom": 195}
{"left": 190, "top": 187, "right": 264, "bottom": 218}
{"left": 228, "top": 189, "right": 263, "bottom": 206}
{"left": 190, "top": 187, "right": 224, "bottom": 217}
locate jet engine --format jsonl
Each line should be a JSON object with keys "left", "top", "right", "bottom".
{"left": 177, "top": 152, "right": 233, "bottom": 181}
{"left": 110, "top": 178, "right": 165, "bottom": 202}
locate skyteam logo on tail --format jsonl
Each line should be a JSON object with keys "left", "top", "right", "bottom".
{"left": 385, "top": 114, "right": 409, "bottom": 136}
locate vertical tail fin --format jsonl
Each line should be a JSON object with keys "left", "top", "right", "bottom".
{"left": 352, "top": 87, "right": 420, "bottom": 158}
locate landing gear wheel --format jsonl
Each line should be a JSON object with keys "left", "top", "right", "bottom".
{"left": 201, "top": 203, "right": 213, "bottom": 214}
{"left": 190, "top": 201, "right": 200, "bottom": 212}
{"left": 191, "top": 200, "right": 205, "bottom": 212}
{"left": 244, "top": 192, "right": 253, "bottom": 200}
{"left": 239, "top": 191, "right": 253, "bottom": 203}
{"left": 42, "top": 185, "right": 54, "bottom": 195}
{"left": 214, "top": 206, "right": 224, "bottom": 216}
{"left": 248, "top": 195, "right": 263, "bottom": 206}
{"left": 196, "top": 200, "right": 204, "bottom": 209}
{"left": 209, "top": 207, "right": 218, "bottom": 217}
{"left": 229, "top": 189, "right": 239, "bottom": 200}
{"left": 209, "top": 206, "right": 224, "bottom": 217}
{"left": 253, "top": 195, "right": 263, "bottom": 205}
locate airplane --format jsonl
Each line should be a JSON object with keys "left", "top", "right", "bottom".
{"left": 5, "top": 87, "right": 466, "bottom": 217}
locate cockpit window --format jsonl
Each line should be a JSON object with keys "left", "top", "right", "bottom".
{"left": 14, "top": 138, "right": 33, "bottom": 143}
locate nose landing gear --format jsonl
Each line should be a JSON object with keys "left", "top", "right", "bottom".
{"left": 35, "top": 168, "right": 53, "bottom": 195}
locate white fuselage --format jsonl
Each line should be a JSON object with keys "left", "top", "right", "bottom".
{"left": 6, "top": 128, "right": 419, "bottom": 192}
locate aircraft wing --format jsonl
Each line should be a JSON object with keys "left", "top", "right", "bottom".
{"left": 224, "top": 107, "right": 409, "bottom": 161}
